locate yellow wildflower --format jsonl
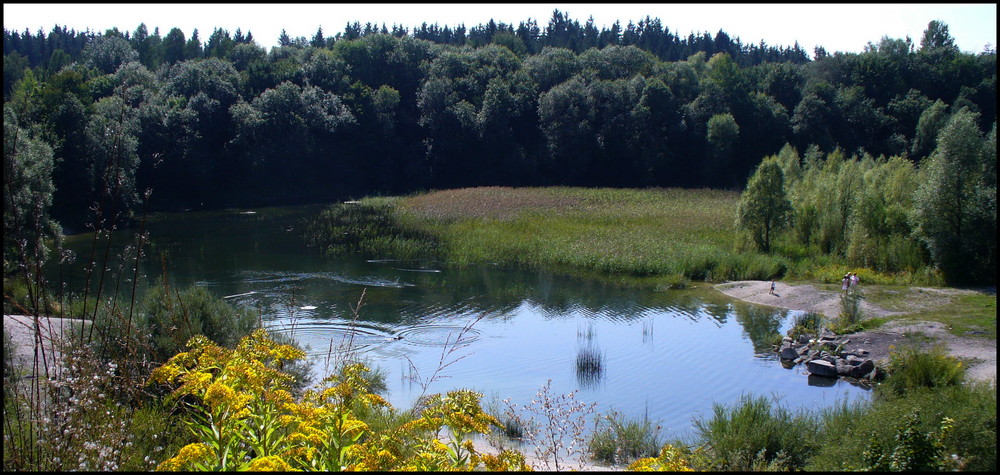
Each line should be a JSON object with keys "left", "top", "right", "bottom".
{"left": 156, "top": 443, "right": 215, "bottom": 471}
{"left": 245, "top": 455, "right": 296, "bottom": 471}
{"left": 148, "top": 361, "right": 182, "bottom": 385}
{"left": 627, "top": 444, "right": 694, "bottom": 472}
{"left": 204, "top": 381, "right": 236, "bottom": 411}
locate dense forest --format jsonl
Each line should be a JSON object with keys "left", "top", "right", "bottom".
{"left": 3, "top": 11, "right": 996, "bottom": 237}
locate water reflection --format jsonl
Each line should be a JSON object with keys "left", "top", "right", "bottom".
{"left": 807, "top": 374, "right": 839, "bottom": 387}
{"left": 575, "top": 323, "right": 605, "bottom": 389}
{"left": 734, "top": 303, "right": 786, "bottom": 354}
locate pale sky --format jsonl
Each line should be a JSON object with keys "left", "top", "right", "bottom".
{"left": 4, "top": 3, "right": 997, "bottom": 56}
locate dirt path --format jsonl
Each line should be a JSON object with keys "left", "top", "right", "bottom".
{"left": 714, "top": 281, "right": 996, "bottom": 383}
{"left": 4, "top": 314, "right": 87, "bottom": 373}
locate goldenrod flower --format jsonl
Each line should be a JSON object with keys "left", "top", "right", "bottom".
{"left": 246, "top": 455, "right": 296, "bottom": 471}
{"left": 156, "top": 443, "right": 215, "bottom": 471}
{"left": 204, "top": 382, "right": 236, "bottom": 411}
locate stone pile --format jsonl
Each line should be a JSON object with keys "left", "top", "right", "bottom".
{"left": 775, "top": 328, "right": 882, "bottom": 381}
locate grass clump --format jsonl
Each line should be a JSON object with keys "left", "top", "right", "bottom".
{"left": 807, "top": 341, "right": 992, "bottom": 471}
{"left": 881, "top": 343, "right": 966, "bottom": 396}
{"left": 860, "top": 410, "right": 955, "bottom": 471}
{"left": 587, "top": 409, "right": 662, "bottom": 466}
{"left": 575, "top": 344, "right": 605, "bottom": 389}
{"left": 692, "top": 394, "right": 820, "bottom": 471}
{"left": 3, "top": 275, "right": 62, "bottom": 316}
{"left": 787, "top": 311, "right": 824, "bottom": 341}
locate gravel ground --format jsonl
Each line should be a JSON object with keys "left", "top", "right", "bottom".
{"left": 714, "top": 280, "right": 996, "bottom": 383}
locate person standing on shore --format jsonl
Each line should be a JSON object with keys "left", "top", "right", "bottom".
{"left": 769, "top": 280, "right": 776, "bottom": 295}
{"left": 842, "top": 274, "right": 850, "bottom": 295}
{"left": 850, "top": 272, "right": 860, "bottom": 293}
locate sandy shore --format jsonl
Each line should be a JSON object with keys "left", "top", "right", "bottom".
{"left": 713, "top": 280, "right": 996, "bottom": 383}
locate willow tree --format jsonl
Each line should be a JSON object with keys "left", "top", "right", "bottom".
{"left": 736, "top": 160, "right": 792, "bottom": 253}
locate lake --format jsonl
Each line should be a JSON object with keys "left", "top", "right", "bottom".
{"left": 52, "top": 204, "right": 871, "bottom": 442}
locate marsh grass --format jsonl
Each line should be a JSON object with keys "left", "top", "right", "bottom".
{"left": 304, "top": 197, "right": 440, "bottom": 260}
{"left": 309, "top": 186, "right": 945, "bottom": 287}
{"left": 369, "top": 187, "right": 787, "bottom": 285}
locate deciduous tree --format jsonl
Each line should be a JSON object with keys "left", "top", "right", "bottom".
{"left": 737, "top": 160, "right": 792, "bottom": 252}
{"left": 911, "top": 108, "right": 995, "bottom": 284}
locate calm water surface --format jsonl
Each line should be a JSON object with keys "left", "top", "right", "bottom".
{"left": 54, "top": 205, "right": 870, "bottom": 441}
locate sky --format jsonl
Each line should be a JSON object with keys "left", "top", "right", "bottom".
{"left": 4, "top": 3, "right": 997, "bottom": 56}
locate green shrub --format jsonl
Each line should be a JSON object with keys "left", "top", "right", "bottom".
{"left": 862, "top": 411, "right": 954, "bottom": 471}
{"left": 810, "top": 382, "right": 995, "bottom": 471}
{"left": 587, "top": 409, "right": 662, "bottom": 466}
{"left": 881, "top": 343, "right": 966, "bottom": 396}
{"left": 2, "top": 329, "right": 17, "bottom": 383}
{"left": 692, "top": 394, "right": 820, "bottom": 471}
{"left": 139, "top": 279, "right": 260, "bottom": 363}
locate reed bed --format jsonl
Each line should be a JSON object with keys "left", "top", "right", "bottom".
{"left": 390, "top": 187, "right": 786, "bottom": 286}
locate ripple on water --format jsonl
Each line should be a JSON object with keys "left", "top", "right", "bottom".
{"left": 394, "top": 324, "right": 482, "bottom": 347}
{"left": 234, "top": 270, "right": 413, "bottom": 289}
{"left": 267, "top": 320, "right": 402, "bottom": 357}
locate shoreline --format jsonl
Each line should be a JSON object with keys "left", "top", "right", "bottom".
{"left": 713, "top": 280, "right": 996, "bottom": 383}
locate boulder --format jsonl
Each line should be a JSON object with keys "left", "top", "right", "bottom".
{"left": 774, "top": 331, "right": 879, "bottom": 382}
{"left": 848, "top": 359, "right": 875, "bottom": 379}
{"left": 806, "top": 359, "right": 839, "bottom": 378}
{"left": 835, "top": 359, "right": 858, "bottom": 376}
{"left": 845, "top": 355, "right": 866, "bottom": 366}
{"left": 779, "top": 346, "right": 800, "bottom": 361}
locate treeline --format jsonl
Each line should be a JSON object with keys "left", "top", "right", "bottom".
{"left": 5, "top": 10, "right": 812, "bottom": 71}
{"left": 2, "top": 14, "right": 996, "bottom": 236}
